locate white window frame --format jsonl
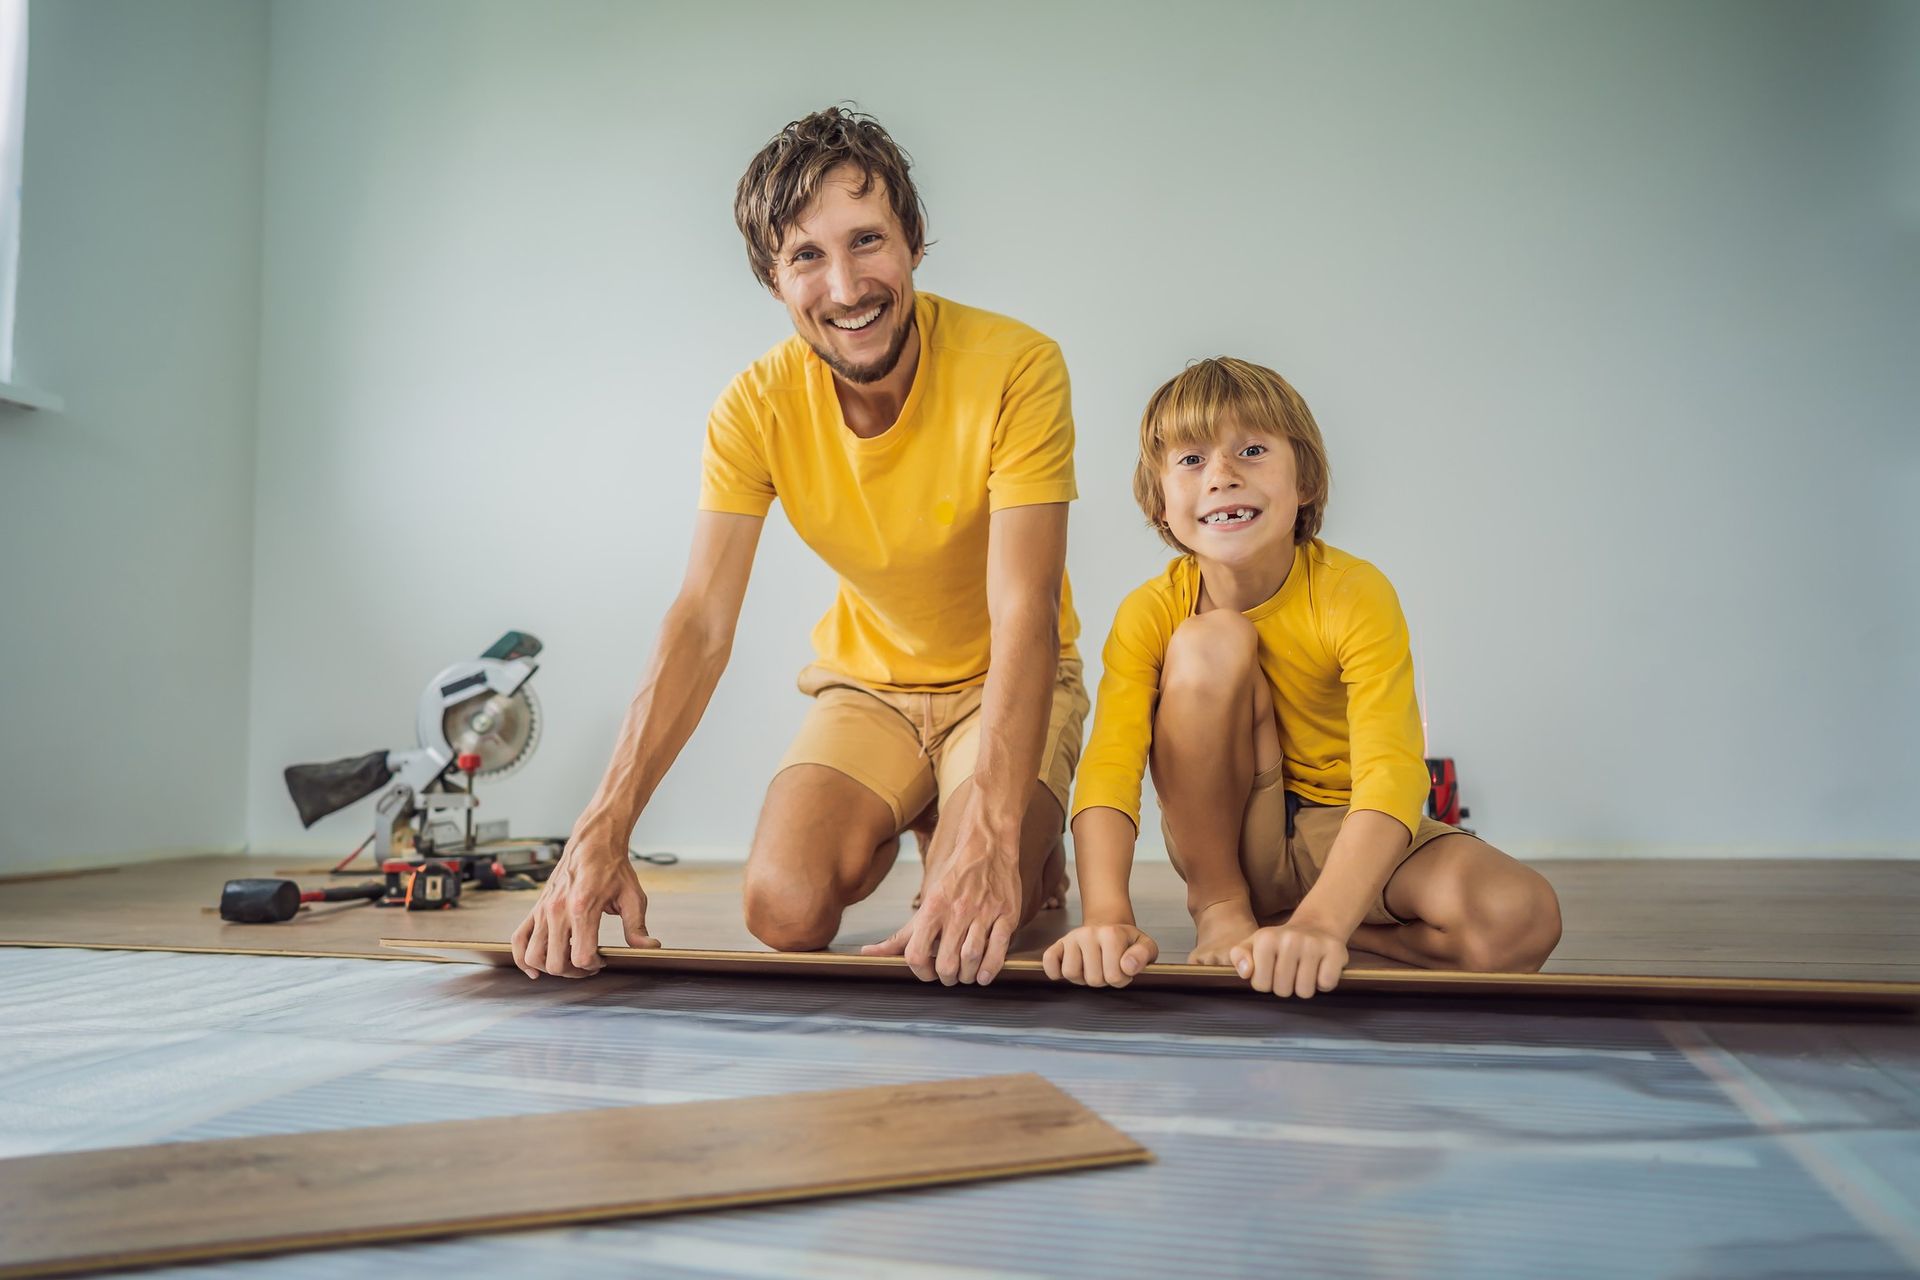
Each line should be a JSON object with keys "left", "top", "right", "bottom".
{"left": 0, "top": 0, "right": 58, "bottom": 413}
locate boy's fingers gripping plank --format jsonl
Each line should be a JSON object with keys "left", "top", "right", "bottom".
{"left": 1041, "top": 924, "right": 1159, "bottom": 988}
{"left": 1102, "top": 924, "right": 1157, "bottom": 985}
{"left": 1232, "top": 925, "right": 1348, "bottom": 999}
{"left": 1121, "top": 929, "right": 1159, "bottom": 978}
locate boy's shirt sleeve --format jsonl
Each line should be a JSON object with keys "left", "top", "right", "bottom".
{"left": 987, "top": 341, "right": 1078, "bottom": 512}
{"left": 1328, "top": 561, "right": 1429, "bottom": 838}
{"left": 699, "top": 370, "right": 777, "bottom": 517}
{"left": 1070, "top": 583, "right": 1172, "bottom": 829}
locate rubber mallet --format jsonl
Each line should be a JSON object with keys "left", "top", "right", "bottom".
{"left": 219, "top": 878, "right": 384, "bottom": 923}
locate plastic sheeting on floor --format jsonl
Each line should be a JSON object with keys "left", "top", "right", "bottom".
{"left": 2, "top": 947, "right": 1916, "bottom": 1278}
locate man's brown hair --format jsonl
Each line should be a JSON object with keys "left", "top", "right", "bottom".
{"left": 734, "top": 106, "right": 928, "bottom": 291}
{"left": 1132, "top": 357, "right": 1331, "bottom": 554}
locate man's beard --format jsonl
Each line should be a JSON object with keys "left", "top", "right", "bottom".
{"left": 809, "top": 304, "right": 915, "bottom": 385}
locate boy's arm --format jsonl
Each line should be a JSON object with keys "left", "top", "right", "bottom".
{"left": 1234, "top": 813, "right": 1407, "bottom": 999}
{"left": 1285, "top": 811, "right": 1411, "bottom": 940}
{"left": 1070, "top": 585, "right": 1169, "bottom": 835}
{"left": 1304, "top": 561, "right": 1427, "bottom": 928}
{"left": 1070, "top": 806, "right": 1141, "bottom": 924}
{"left": 1044, "top": 805, "right": 1158, "bottom": 986}
{"left": 1234, "top": 564, "right": 1424, "bottom": 996}
{"left": 1044, "top": 590, "right": 1169, "bottom": 987}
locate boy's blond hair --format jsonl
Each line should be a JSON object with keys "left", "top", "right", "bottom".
{"left": 1132, "top": 357, "right": 1331, "bottom": 554}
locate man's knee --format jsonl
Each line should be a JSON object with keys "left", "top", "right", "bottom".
{"left": 1456, "top": 867, "right": 1562, "bottom": 973}
{"left": 744, "top": 764, "right": 900, "bottom": 950}
{"left": 742, "top": 859, "right": 844, "bottom": 952}
{"left": 1162, "top": 610, "right": 1258, "bottom": 700}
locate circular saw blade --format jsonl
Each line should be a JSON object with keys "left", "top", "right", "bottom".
{"left": 442, "top": 686, "right": 540, "bottom": 779}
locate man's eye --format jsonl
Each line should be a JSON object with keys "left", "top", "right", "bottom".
{"left": 855, "top": 233, "right": 883, "bottom": 248}
{"left": 791, "top": 249, "right": 821, "bottom": 264}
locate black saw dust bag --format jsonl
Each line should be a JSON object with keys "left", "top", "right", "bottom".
{"left": 284, "top": 751, "right": 393, "bottom": 829}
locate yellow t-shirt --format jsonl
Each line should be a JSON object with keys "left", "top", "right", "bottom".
{"left": 1072, "top": 540, "right": 1429, "bottom": 837}
{"left": 699, "top": 292, "right": 1080, "bottom": 691}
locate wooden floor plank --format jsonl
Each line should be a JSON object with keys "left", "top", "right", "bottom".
{"left": 2, "top": 853, "right": 1915, "bottom": 983}
{"left": 0, "top": 1074, "right": 1148, "bottom": 1279}
{"left": 379, "top": 939, "right": 1920, "bottom": 1009}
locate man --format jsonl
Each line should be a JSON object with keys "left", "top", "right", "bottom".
{"left": 511, "top": 107, "right": 1086, "bottom": 987}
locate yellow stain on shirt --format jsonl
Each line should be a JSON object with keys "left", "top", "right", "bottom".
{"left": 933, "top": 498, "right": 957, "bottom": 526}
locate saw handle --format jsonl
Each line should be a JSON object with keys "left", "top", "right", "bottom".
{"left": 481, "top": 631, "right": 542, "bottom": 661}
{"left": 284, "top": 751, "right": 394, "bottom": 828}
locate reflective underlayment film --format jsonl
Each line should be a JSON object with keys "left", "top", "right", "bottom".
{"left": 2, "top": 949, "right": 1916, "bottom": 1278}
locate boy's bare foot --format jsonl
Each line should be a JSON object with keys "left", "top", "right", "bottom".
{"left": 1188, "top": 897, "right": 1259, "bottom": 965}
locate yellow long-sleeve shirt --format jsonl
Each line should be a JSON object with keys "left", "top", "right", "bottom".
{"left": 1071, "top": 540, "right": 1429, "bottom": 838}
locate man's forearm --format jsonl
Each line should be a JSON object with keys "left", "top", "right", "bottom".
{"left": 1070, "top": 806, "right": 1139, "bottom": 923}
{"left": 968, "top": 601, "right": 1059, "bottom": 843}
{"left": 575, "top": 597, "right": 733, "bottom": 844}
{"left": 1290, "top": 809, "right": 1412, "bottom": 938}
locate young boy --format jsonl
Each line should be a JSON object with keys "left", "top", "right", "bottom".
{"left": 1045, "top": 358, "right": 1560, "bottom": 998}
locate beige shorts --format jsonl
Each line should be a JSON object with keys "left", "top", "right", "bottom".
{"left": 778, "top": 658, "right": 1090, "bottom": 831}
{"left": 1161, "top": 758, "right": 1465, "bottom": 926}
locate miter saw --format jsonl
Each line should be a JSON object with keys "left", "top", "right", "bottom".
{"left": 283, "top": 631, "right": 553, "bottom": 863}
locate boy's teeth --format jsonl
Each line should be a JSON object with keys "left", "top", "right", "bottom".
{"left": 1203, "top": 508, "right": 1256, "bottom": 525}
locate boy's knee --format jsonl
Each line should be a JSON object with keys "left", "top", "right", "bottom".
{"left": 1458, "top": 869, "right": 1561, "bottom": 972}
{"left": 1163, "top": 611, "right": 1258, "bottom": 695}
{"left": 742, "top": 860, "right": 843, "bottom": 952}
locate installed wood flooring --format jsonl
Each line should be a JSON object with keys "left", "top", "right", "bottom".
{"left": 1, "top": 853, "right": 1914, "bottom": 983}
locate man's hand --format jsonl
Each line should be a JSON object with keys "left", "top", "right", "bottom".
{"left": 1042, "top": 921, "right": 1158, "bottom": 988}
{"left": 861, "top": 800, "right": 1022, "bottom": 986}
{"left": 510, "top": 830, "right": 660, "bottom": 979}
{"left": 1229, "top": 922, "right": 1348, "bottom": 999}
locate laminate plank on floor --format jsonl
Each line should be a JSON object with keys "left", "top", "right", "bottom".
{"left": 0, "top": 1073, "right": 1148, "bottom": 1280}
{"left": 380, "top": 939, "right": 1920, "bottom": 1009}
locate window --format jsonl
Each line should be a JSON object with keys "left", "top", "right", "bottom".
{"left": 0, "top": 0, "right": 26, "bottom": 385}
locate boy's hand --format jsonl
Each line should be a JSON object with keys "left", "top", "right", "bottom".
{"left": 1230, "top": 923, "right": 1348, "bottom": 999}
{"left": 1042, "top": 922, "right": 1159, "bottom": 988}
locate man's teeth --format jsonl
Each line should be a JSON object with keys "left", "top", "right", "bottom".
{"left": 1201, "top": 508, "right": 1259, "bottom": 525}
{"left": 831, "top": 305, "right": 884, "bottom": 331}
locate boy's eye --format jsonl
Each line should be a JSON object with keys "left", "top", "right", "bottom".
{"left": 1240, "top": 443, "right": 1267, "bottom": 458}
{"left": 1176, "top": 453, "right": 1202, "bottom": 467}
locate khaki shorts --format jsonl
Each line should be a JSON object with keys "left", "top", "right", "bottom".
{"left": 778, "top": 658, "right": 1089, "bottom": 831}
{"left": 1161, "top": 758, "right": 1465, "bottom": 926}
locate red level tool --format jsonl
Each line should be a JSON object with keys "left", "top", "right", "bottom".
{"left": 1425, "top": 757, "right": 1469, "bottom": 827}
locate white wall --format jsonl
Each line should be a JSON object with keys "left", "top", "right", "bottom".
{"left": 244, "top": 0, "right": 1918, "bottom": 860}
{"left": 0, "top": 0, "right": 267, "bottom": 874}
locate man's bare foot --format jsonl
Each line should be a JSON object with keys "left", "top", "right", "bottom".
{"left": 853, "top": 833, "right": 903, "bottom": 903}
{"left": 1039, "top": 837, "right": 1069, "bottom": 910}
{"left": 1188, "top": 897, "right": 1259, "bottom": 965}
{"left": 907, "top": 803, "right": 938, "bottom": 908}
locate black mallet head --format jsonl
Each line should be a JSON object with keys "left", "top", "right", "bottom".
{"left": 220, "top": 878, "right": 303, "bottom": 924}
